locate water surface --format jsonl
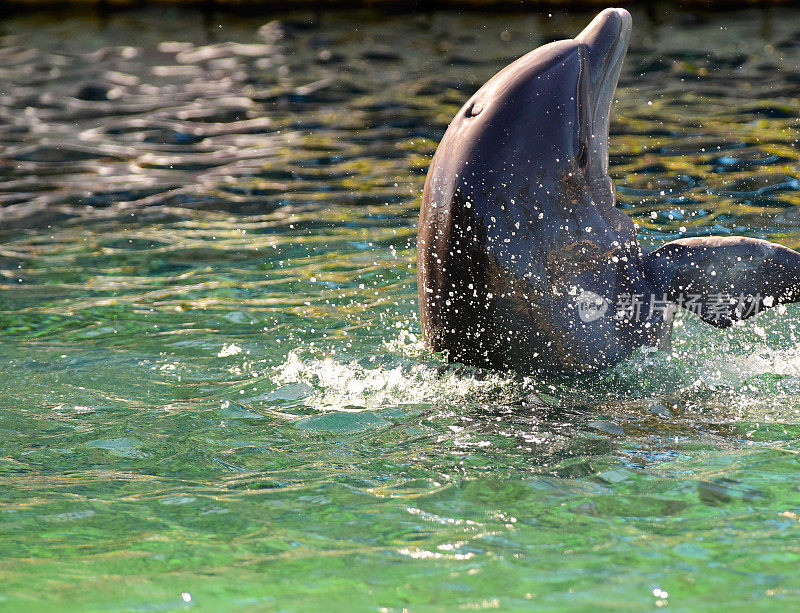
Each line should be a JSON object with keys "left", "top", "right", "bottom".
{"left": 2, "top": 6, "right": 800, "bottom": 611}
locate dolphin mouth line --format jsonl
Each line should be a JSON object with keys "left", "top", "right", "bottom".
{"left": 592, "top": 33, "right": 628, "bottom": 125}
{"left": 576, "top": 8, "right": 632, "bottom": 175}
{"left": 589, "top": 16, "right": 630, "bottom": 130}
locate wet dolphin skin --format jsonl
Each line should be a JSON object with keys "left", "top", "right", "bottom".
{"left": 417, "top": 8, "right": 800, "bottom": 376}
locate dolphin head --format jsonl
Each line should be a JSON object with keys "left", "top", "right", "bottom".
{"left": 423, "top": 8, "right": 632, "bottom": 214}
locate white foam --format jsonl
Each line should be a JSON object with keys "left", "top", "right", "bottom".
{"left": 274, "top": 347, "right": 532, "bottom": 412}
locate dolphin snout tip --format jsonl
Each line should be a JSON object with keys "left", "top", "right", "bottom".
{"left": 601, "top": 7, "right": 631, "bottom": 22}
{"left": 601, "top": 8, "right": 632, "bottom": 33}
{"left": 577, "top": 7, "right": 632, "bottom": 48}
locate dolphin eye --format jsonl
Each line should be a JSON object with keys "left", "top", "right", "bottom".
{"left": 465, "top": 99, "right": 483, "bottom": 117}
{"left": 577, "top": 139, "right": 588, "bottom": 167}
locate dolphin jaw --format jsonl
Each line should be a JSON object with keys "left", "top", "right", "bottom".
{"left": 575, "top": 8, "right": 631, "bottom": 180}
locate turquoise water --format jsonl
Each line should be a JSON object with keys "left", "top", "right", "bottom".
{"left": 3, "top": 5, "right": 800, "bottom": 611}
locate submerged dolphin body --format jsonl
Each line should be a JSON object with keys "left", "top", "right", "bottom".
{"left": 417, "top": 8, "right": 800, "bottom": 376}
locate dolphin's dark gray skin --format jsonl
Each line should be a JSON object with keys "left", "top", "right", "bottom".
{"left": 417, "top": 8, "right": 800, "bottom": 376}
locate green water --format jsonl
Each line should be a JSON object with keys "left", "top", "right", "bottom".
{"left": 3, "top": 5, "right": 800, "bottom": 611}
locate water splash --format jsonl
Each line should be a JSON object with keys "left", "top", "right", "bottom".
{"left": 273, "top": 345, "right": 536, "bottom": 411}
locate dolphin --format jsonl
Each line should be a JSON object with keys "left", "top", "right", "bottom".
{"left": 417, "top": 7, "right": 800, "bottom": 376}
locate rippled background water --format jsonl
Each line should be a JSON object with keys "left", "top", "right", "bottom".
{"left": 3, "top": 5, "right": 800, "bottom": 610}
